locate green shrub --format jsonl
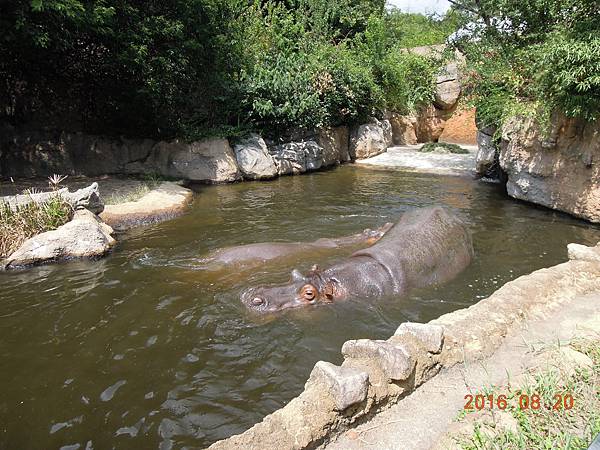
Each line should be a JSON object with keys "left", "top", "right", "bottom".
{"left": 453, "top": 0, "right": 600, "bottom": 128}
{"left": 420, "top": 142, "right": 470, "bottom": 154}
{"left": 1, "top": 0, "right": 455, "bottom": 139}
{"left": 380, "top": 51, "right": 437, "bottom": 115}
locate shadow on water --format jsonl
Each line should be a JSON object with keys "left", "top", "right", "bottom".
{"left": 1, "top": 165, "right": 599, "bottom": 448}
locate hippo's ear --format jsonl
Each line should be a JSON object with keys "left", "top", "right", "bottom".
{"left": 310, "top": 264, "right": 320, "bottom": 272}
{"left": 291, "top": 269, "right": 304, "bottom": 282}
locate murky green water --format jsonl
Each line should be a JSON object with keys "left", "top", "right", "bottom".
{"left": 1, "top": 166, "right": 599, "bottom": 449}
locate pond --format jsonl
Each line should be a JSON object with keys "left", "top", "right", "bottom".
{"left": 1, "top": 165, "right": 599, "bottom": 449}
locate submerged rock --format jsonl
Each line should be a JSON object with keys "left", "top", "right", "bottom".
{"left": 4, "top": 209, "right": 116, "bottom": 269}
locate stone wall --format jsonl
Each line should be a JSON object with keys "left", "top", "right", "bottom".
{"left": 207, "top": 244, "right": 600, "bottom": 449}
{"left": 475, "top": 114, "right": 600, "bottom": 223}
{"left": 0, "top": 121, "right": 393, "bottom": 182}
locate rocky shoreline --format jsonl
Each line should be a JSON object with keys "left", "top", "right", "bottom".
{"left": 1, "top": 180, "right": 193, "bottom": 269}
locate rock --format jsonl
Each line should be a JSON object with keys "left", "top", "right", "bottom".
{"left": 306, "top": 361, "right": 369, "bottom": 411}
{"left": 475, "top": 128, "right": 497, "bottom": 177}
{"left": 437, "top": 61, "right": 460, "bottom": 84}
{"left": 341, "top": 339, "right": 414, "bottom": 381}
{"left": 416, "top": 105, "right": 453, "bottom": 143}
{"left": 389, "top": 115, "right": 418, "bottom": 145}
{"left": 151, "top": 138, "right": 241, "bottom": 183}
{"left": 499, "top": 114, "right": 600, "bottom": 223}
{"left": 303, "top": 141, "right": 325, "bottom": 171}
{"left": 233, "top": 134, "right": 278, "bottom": 180}
{"left": 269, "top": 141, "right": 324, "bottom": 175}
{"left": 434, "top": 62, "right": 461, "bottom": 110}
{"left": 100, "top": 182, "right": 193, "bottom": 231}
{"left": 567, "top": 243, "right": 600, "bottom": 263}
{"left": 66, "top": 182, "right": 104, "bottom": 214}
{"left": 439, "top": 108, "right": 477, "bottom": 145}
{"left": 4, "top": 209, "right": 115, "bottom": 269}
{"left": 350, "top": 120, "right": 389, "bottom": 160}
{"left": 434, "top": 80, "right": 461, "bottom": 110}
{"left": 1, "top": 182, "right": 104, "bottom": 214}
{"left": 317, "top": 126, "right": 350, "bottom": 164}
{"left": 395, "top": 322, "right": 445, "bottom": 354}
{"left": 382, "top": 120, "right": 393, "bottom": 147}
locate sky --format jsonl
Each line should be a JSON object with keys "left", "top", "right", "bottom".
{"left": 386, "top": 0, "right": 451, "bottom": 15}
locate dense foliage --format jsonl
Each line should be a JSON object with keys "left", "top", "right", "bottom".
{"left": 0, "top": 0, "right": 452, "bottom": 139}
{"left": 451, "top": 0, "right": 600, "bottom": 129}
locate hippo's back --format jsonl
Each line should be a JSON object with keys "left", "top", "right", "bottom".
{"left": 353, "top": 207, "right": 473, "bottom": 291}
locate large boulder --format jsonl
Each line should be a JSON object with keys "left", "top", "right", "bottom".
{"left": 389, "top": 114, "right": 418, "bottom": 145}
{"left": 498, "top": 114, "right": 600, "bottom": 223}
{"left": 150, "top": 138, "right": 241, "bottom": 183}
{"left": 269, "top": 141, "right": 324, "bottom": 176}
{"left": 416, "top": 105, "right": 454, "bottom": 143}
{"left": 232, "top": 134, "right": 278, "bottom": 180}
{"left": 4, "top": 209, "right": 116, "bottom": 269}
{"left": 434, "top": 62, "right": 461, "bottom": 110}
{"left": 316, "top": 126, "right": 350, "bottom": 165}
{"left": 382, "top": 119, "right": 393, "bottom": 147}
{"left": 350, "top": 120, "right": 389, "bottom": 160}
{"left": 475, "top": 125, "right": 498, "bottom": 177}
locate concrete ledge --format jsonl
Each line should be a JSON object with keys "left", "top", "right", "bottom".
{"left": 208, "top": 243, "right": 600, "bottom": 449}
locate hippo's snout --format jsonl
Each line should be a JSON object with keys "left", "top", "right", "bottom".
{"left": 241, "top": 283, "right": 309, "bottom": 313}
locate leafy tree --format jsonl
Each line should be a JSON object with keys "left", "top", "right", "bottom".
{"left": 451, "top": 0, "right": 600, "bottom": 126}
{"left": 0, "top": 0, "right": 446, "bottom": 139}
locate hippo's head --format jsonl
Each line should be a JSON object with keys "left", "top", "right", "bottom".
{"left": 241, "top": 265, "right": 339, "bottom": 313}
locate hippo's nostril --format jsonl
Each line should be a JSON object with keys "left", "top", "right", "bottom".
{"left": 251, "top": 297, "right": 265, "bottom": 306}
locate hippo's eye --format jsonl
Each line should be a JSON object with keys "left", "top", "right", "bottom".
{"left": 300, "top": 285, "right": 316, "bottom": 301}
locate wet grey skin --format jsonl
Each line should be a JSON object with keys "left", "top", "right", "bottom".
{"left": 241, "top": 206, "right": 474, "bottom": 313}
{"left": 206, "top": 222, "right": 394, "bottom": 267}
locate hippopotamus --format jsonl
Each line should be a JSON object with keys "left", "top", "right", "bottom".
{"left": 241, "top": 207, "right": 473, "bottom": 312}
{"left": 202, "top": 222, "right": 393, "bottom": 269}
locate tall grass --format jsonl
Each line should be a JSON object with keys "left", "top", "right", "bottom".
{"left": 0, "top": 195, "right": 73, "bottom": 258}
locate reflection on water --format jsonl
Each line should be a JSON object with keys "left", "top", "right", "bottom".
{"left": 1, "top": 166, "right": 599, "bottom": 449}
